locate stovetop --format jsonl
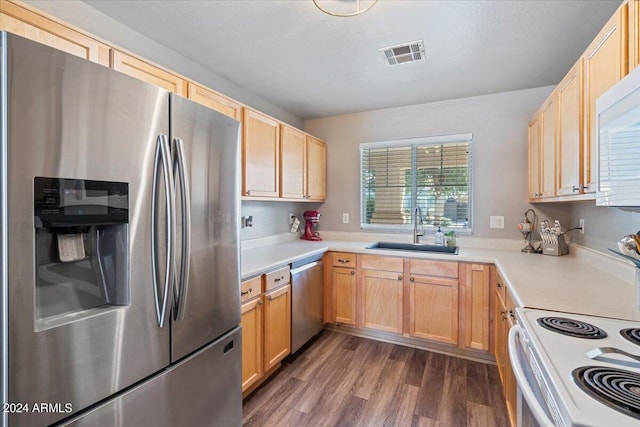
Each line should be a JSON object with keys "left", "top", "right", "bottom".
{"left": 517, "top": 308, "right": 640, "bottom": 427}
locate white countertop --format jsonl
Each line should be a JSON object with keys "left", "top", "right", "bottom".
{"left": 241, "top": 237, "right": 640, "bottom": 322}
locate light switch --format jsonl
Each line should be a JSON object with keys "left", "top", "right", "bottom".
{"left": 490, "top": 216, "right": 504, "bottom": 229}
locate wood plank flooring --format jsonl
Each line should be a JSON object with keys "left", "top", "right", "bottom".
{"left": 243, "top": 330, "right": 509, "bottom": 427}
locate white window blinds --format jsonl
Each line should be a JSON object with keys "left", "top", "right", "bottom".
{"left": 360, "top": 134, "right": 473, "bottom": 231}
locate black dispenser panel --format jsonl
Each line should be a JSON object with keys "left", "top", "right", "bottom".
{"left": 34, "top": 177, "right": 128, "bottom": 228}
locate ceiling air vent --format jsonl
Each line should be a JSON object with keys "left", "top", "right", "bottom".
{"left": 380, "top": 40, "right": 425, "bottom": 66}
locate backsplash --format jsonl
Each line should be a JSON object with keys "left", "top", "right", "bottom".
{"left": 240, "top": 200, "right": 323, "bottom": 241}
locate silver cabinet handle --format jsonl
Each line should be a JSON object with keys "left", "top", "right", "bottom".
{"left": 241, "top": 288, "right": 253, "bottom": 296}
{"left": 337, "top": 259, "right": 350, "bottom": 264}
{"left": 173, "top": 137, "right": 191, "bottom": 321}
{"left": 151, "top": 134, "right": 176, "bottom": 328}
{"left": 572, "top": 186, "right": 580, "bottom": 192}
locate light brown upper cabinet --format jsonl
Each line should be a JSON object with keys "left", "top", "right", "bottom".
{"left": 187, "top": 82, "right": 242, "bottom": 121}
{"left": 111, "top": 50, "right": 187, "bottom": 96}
{"left": 556, "top": 60, "right": 584, "bottom": 196}
{"left": 0, "top": 0, "right": 109, "bottom": 65}
{"left": 280, "top": 125, "right": 306, "bottom": 199}
{"left": 527, "top": 113, "right": 542, "bottom": 200}
{"left": 306, "top": 136, "right": 327, "bottom": 201}
{"left": 583, "top": 4, "right": 628, "bottom": 194}
{"left": 528, "top": 94, "right": 556, "bottom": 202}
{"left": 242, "top": 108, "right": 280, "bottom": 198}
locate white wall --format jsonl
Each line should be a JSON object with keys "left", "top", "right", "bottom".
{"left": 304, "top": 86, "right": 571, "bottom": 240}
{"left": 567, "top": 204, "right": 640, "bottom": 253}
{"left": 240, "top": 201, "right": 322, "bottom": 241}
{"left": 25, "top": 0, "right": 304, "bottom": 129}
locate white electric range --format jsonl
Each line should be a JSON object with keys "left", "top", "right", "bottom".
{"left": 511, "top": 307, "right": 640, "bottom": 427}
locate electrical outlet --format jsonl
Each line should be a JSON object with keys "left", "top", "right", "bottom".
{"left": 579, "top": 219, "right": 585, "bottom": 234}
{"left": 289, "top": 213, "right": 295, "bottom": 224}
{"left": 490, "top": 216, "right": 504, "bottom": 229}
{"left": 342, "top": 213, "right": 349, "bottom": 224}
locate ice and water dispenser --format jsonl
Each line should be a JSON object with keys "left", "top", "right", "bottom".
{"left": 34, "top": 177, "right": 129, "bottom": 328}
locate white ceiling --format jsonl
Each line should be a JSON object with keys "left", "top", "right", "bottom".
{"left": 82, "top": 0, "right": 621, "bottom": 120}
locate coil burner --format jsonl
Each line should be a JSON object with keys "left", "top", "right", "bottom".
{"left": 621, "top": 328, "right": 640, "bottom": 347}
{"left": 536, "top": 317, "right": 608, "bottom": 339}
{"left": 573, "top": 366, "right": 640, "bottom": 420}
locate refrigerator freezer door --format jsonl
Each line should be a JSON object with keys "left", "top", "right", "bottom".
{"left": 2, "top": 34, "right": 170, "bottom": 426}
{"left": 169, "top": 95, "right": 241, "bottom": 361}
{"left": 62, "top": 326, "right": 242, "bottom": 426}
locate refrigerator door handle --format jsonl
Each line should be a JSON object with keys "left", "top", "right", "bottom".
{"left": 172, "top": 137, "right": 191, "bottom": 321}
{"left": 151, "top": 134, "right": 176, "bottom": 328}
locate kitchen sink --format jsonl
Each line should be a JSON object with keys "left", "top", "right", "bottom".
{"left": 365, "top": 241, "right": 459, "bottom": 255}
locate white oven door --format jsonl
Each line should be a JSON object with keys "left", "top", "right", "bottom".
{"left": 508, "top": 325, "right": 557, "bottom": 427}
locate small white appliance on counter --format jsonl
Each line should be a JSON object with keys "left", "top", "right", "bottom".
{"left": 596, "top": 64, "right": 640, "bottom": 207}
{"left": 510, "top": 308, "right": 640, "bottom": 426}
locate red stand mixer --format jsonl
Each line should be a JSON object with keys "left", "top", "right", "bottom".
{"left": 301, "top": 210, "right": 322, "bottom": 241}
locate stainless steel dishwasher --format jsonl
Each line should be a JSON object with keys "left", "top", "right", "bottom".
{"left": 290, "top": 254, "right": 324, "bottom": 354}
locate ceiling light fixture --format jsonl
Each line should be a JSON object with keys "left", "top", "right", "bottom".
{"left": 312, "top": 0, "right": 379, "bottom": 17}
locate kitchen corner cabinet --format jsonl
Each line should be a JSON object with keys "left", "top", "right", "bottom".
{"left": 358, "top": 255, "right": 403, "bottom": 334}
{"left": 583, "top": 4, "right": 628, "bottom": 194}
{"left": 187, "top": 82, "right": 242, "bottom": 121}
{"left": 242, "top": 108, "right": 280, "bottom": 198}
{"left": 408, "top": 259, "right": 459, "bottom": 345}
{"left": 332, "top": 253, "right": 357, "bottom": 326}
{"left": 460, "top": 263, "right": 491, "bottom": 352}
{"left": 0, "top": 0, "right": 109, "bottom": 66}
{"left": 241, "top": 276, "right": 263, "bottom": 393}
{"left": 556, "top": 60, "right": 584, "bottom": 196}
{"left": 280, "top": 125, "right": 306, "bottom": 199}
{"left": 305, "top": 136, "right": 327, "bottom": 201}
{"left": 111, "top": 49, "right": 187, "bottom": 96}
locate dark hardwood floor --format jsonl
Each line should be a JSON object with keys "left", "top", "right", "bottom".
{"left": 243, "top": 330, "right": 509, "bottom": 427}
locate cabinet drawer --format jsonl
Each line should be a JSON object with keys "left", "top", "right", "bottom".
{"left": 332, "top": 252, "right": 356, "bottom": 268}
{"left": 408, "top": 259, "right": 458, "bottom": 278}
{"left": 241, "top": 276, "right": 262, "bottom": 303}
{"left": 359, "top": 255, "right": 403, "bottom": 272}
{"left": 264, "top": 267, "right": 290, "bottom": 291}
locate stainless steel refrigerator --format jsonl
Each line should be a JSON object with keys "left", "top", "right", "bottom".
{"left": 0, "top": 32, "right": 242, "bottom": 426}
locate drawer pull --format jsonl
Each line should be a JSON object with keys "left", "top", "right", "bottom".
{"left": 410, "top": 277, "right": 415, "bottom": 282}
{"left": 397, "top": 275, "right": 402, "bottom": 281}
{"left": 274, "top": 277, "right": 282, "bottom": 282}
{"left": 241, "top": 288, "right": 253, "bottom": 296}
{"left": 350, "top": 270, "right": 355, "bottom": 276}
{"left": 338, "top": 259, "right": 350, "bottom": 264}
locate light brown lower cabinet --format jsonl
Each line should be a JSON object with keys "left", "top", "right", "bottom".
{"left": 460, "top": 263, "right": 491, "bottom": 351}
{"left": 359, "top": 268, "right": 403, "bottom": 334}
{"left": 409, "top": 272, "right": 459, "bottom": 345}
{"left": 263, "top": 284, "right": 291, "bottom": 371}
{"left": 240, "top": 295, "right": 263, "bottom": 392}
{"left": 493, "top": 271, "right": 517, "bottom": 427}
{"left": 333, "top": 266, "right": 357, "bottom": 326}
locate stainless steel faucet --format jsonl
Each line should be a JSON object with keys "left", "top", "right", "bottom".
{"left": 413, "top": 206, "right": 424, "bottom": 244}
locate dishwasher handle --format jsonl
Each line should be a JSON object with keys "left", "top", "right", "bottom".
{"left": 291, "top": 260, "right": 323, "bottom": 276}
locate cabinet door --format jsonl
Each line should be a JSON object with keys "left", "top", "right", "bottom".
{"left": 631, "top": 0, "right": 640, "bottom": 71}
{"left": 280, "top": 125, "right": 306, "bottom": 199}
{"left": 263, "top": 284, "right": 291, "bottom": 371}
{"left": 0, "top": 1, "right": 109, "bottom": 65}
{"left": 409, "top": 275, "right": 459, "bottom": 345}
{"left": 493, "top": 289, "right": 507, "bottom": 384}
{"left": 540, "top": 95, "right": 556, "bottom": 198}
{"left": 111, "top": 49, "right": 187, "bottom": 95}
{"left": 556, "top": 60, "right": 584, "bottom": 196}
{"left": 242, "top": 108, "right": 280, "bottom": 198}
{"left": 527, "top": 113, "right": 541, "bottom": 200}
{"left": 187, "top": 82, "right": 241, "bottom": 121}
{"left": 505, "top": 317, "right": 517, "bottom": 427}
{"left": 241, "top": 297, "right": 263, "bottom": 392}
{"left": 306, "top": 136, "right": 327, "bottom": 201}
{"left": 333, "top": 267, "right": 356, "bottom": 326}
{"left": 359, "top": 269, "right": 403, "bottom": 334}
{"left": 460, "top": 264, "right": 491, "bottom": 352}
{"left": 583, "top": 5, "right": 627, "bottom": 194}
